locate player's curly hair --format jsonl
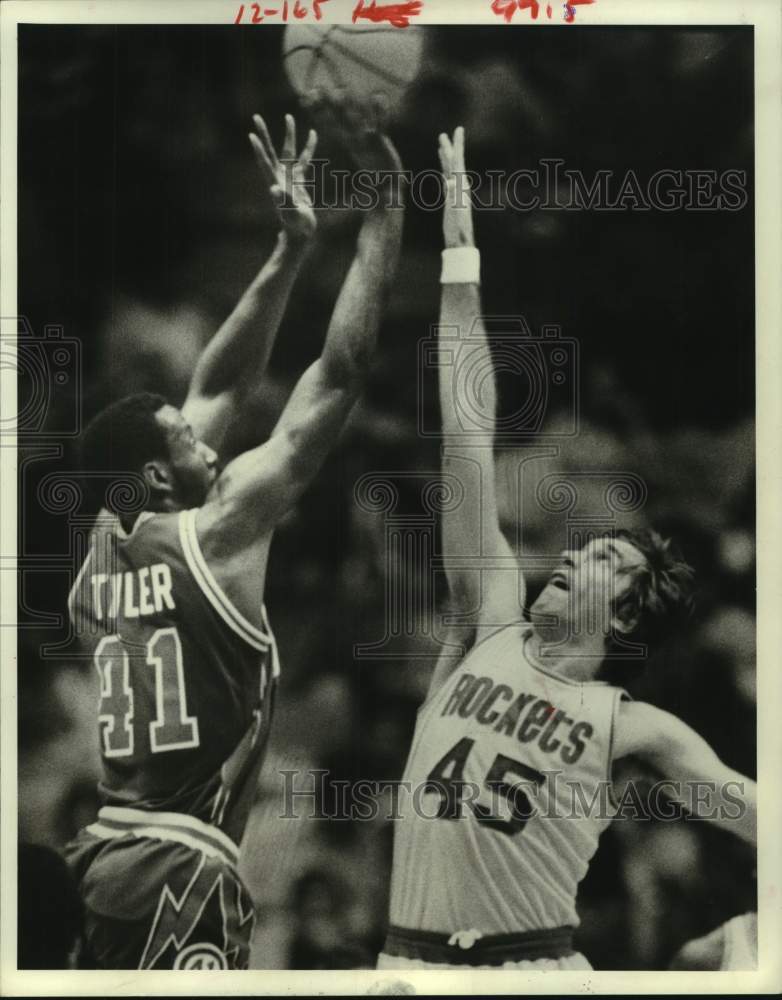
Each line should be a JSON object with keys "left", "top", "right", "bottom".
{"left": 79, "top": 392, "right": 169, "bottom": 511}
{"left": 609, "top": 527, "right": 696, "bottom": 651}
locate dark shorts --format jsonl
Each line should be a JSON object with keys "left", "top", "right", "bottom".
{"left": 64, "top": 806, "right": 255, "bottom": 970}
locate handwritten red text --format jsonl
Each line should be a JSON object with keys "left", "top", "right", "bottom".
{"left": 234, "top": 0, "right": 329, "bottom": 23}
{"left": 352, "top": 0, "right": 423, "bottom": 28}
{"left": 491, "top": 0, "right": 594, "bottom": 23}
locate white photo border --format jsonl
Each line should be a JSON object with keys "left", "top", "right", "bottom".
{"left": 1, "top": 0, "right": 780, "bottom": 994}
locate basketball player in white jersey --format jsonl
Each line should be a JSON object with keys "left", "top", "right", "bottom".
{"left": 670, "top": 912, "right": 757, "bottom": 970}
{"left": 378, "top": 128, "right": 757, "bottom": 971}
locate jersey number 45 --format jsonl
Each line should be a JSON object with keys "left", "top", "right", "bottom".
{"left": 425, "top": 737, "right": 544, "bottom": 837}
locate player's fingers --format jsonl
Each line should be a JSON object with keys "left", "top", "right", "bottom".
{"left": 438, "top": 133, "right": 453, "bottom": 177}
{"left": 437, "top": 134, "right": 448, "bottom": 167}
{"left": 252, "top": 114, "right": 280, "bottom": 167}
{"left": 378, "top": 133, "right": 402, "bottom": 173}
{"left": 453, "top": 126, "right": 466, "bottom": 172}
{"left": 298, "top": 128, "right": 318, "bottom": 167}
{"left": 282, "top": 113, "right": 296, "bottom": 161}
{"left": 248, "top": 132, "right": 278, "bottom": 185}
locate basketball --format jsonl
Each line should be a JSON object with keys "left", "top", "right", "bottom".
{"left": 282, "top": 23, "right": 424, "bottom": 115}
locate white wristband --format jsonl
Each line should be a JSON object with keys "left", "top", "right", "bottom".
{"left": 440, "top": 247, "right": 480, "bottom": 284}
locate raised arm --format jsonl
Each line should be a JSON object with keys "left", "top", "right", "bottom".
{"left": 436, "top": 129, "right": 522, "bottom": 657}
{"left": 614, "top": 700, "right": 757, "bottom": 846}
{"left": 182, "top": 114, "right": 318, "bottom": 453}
{"left": 196, "top": 113, "right": 404, "bottom": 605}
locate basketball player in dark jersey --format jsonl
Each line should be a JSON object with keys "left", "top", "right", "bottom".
{"left": 379, "top": 128, "right": 756, "bottom": 971}
{"left": 64, "top": 105, "right": 405, "bottom": 970}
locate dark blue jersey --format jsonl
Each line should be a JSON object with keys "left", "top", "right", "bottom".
{"left": 68, "top": 508, "right": 278, "bottom": 845}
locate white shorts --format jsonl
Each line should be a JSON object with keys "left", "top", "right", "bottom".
{"left": 377, "top": 951, "right": 593, "bottom": 971}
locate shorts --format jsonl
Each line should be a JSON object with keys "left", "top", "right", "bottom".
{"left": 377, "top": 923, "right": 592, "bottom": 971}
{"left": 377, "top": 951, "right": 592, "bottom": 971}
{"left": 64, "top": 806, "right": 255, "bottom": 970}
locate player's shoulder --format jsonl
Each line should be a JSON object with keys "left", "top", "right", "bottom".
{"left": 117, "top": 508, "right": 192, "bottom": 563}
{"left": 422, "top": 618, "right": 522, "bottom": 702}
{"left": 474, "top": 617, "right": 531, "bottom": 649}
{"left": 121, "top": 509, "right": 184, "bottom": 540}
{"left": 90, "top": 507, "right": 180, "bottom": 537}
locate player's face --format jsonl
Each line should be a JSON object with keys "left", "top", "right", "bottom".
{"left": 530, "top": 536, "right": 647, "bottom": 642}
{"left": 155, "top": 405, "right": 218, "bottom": 507}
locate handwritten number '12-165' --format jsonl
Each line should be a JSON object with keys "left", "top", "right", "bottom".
{"left": 234, "top": 1, "right": 328, "bottom": 23}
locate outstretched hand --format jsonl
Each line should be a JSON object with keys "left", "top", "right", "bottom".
{"left": 438, "top": 126, "right": 475, "bottom": 248}
{"left": 307, "top": 93, "right": 404, "bottom": 201}
{"left": 343, "top": 97, "right": 403, "bottom": 177}
{"left": 249, "top": 113, "right": 318, "bottom": 242}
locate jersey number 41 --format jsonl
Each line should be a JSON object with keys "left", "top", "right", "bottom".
{"left": 94, "top": 628, "right": 200, "bottom": 757}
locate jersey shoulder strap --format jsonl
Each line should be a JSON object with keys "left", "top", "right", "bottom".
{"left": 127, "top": 508, "right": 272, "bottom": 653}
{"left": 175, "top": 507, "right": 271, "bottom": 652}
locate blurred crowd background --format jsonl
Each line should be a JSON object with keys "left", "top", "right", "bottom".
{"left": 17, "top": 24, "right": 755, "bottom": 969}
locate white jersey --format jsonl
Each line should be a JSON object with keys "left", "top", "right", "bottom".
{"left": 389, "top": 623, "right": 625, "bottom": 935}
{"left": 721, "top": 912, "right": 757, "bottom": 970}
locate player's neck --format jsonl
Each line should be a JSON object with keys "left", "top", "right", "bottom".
{"left": 526, "top": 625, "right": 606, "bottom": 683}
{"left": 118, "top": 496, "right": 180, "bottom": 535}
